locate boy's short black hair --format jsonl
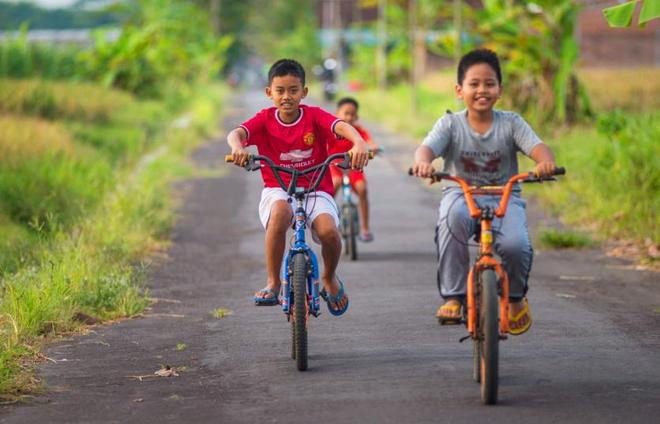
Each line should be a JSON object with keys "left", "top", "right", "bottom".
{"left": 337, "top": 97, "right": 359, "bottom": 110}
{"left": 457, "top": 48, "right": 502, "bottom": 85}
{"left": 268, "top": 59, "right": 306, "bottom": 86}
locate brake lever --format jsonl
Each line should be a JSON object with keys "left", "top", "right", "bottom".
{"left": 245, "top": 157, "right": 262, "bottom": 172}
{"left": 335, "top": 155, "right": 352, "bottom": 170}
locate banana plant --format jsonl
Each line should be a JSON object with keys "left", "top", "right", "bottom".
{"left": 602, "top": 0, "right": 659, "bottom": 28}
{"left": 432, "top": 0, "right": 592, "bottom": 125}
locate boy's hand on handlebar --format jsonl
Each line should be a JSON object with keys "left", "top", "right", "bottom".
{"left": 349, "top": 146, "right": 369, "bottom": 170}
{"left": 534, "top": 161, "right": 556, "bottom": 178}
{"left": 411, "top": 162, "right": 435, "bottom": 178}
{"left": 230, "top": 148, "right": 250, "bottom": 167}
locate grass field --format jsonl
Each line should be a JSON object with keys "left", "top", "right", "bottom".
{"left": 0, "top": 79, "right": 226, "bottom": 396}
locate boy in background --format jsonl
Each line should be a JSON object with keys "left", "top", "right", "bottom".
{"left": 329, "top": 97, "right": 380, "bottom": 242}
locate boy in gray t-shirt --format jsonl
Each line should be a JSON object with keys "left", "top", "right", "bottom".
{"left": 411, "top": 49, "right": 557, "bottom": 336}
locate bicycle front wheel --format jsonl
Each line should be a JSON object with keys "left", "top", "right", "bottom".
{"left": 292, "top": 253, "right": 308, "bottom": 371}
{"left": 479, "top": 269, "right": 499, "bottom": 404}
{"left": 342, "top": 204, "right": 358, "bottom": 260}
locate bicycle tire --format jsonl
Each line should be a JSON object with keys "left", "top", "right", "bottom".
{"left": 472, "top": 337, "right": 481, "bottom": 383}
{"left": 348, "top": 205, "right": 358, "bottom": 261}
{"left": 479, "top": 269, "right": 499, "bottom": 404}
{"left": 290, "top": 318, "right": 296, "bottom": 360}
{"left": 292, "top": 253, "right": 308, "bottom": 371}
{"left": 341, "top": 205, "right": 351, "bottom": 256}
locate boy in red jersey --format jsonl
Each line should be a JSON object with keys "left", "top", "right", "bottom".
{"left": 227, "top": 59, "right": 370, "bottom": 315}
{"left": 329, "top": 97, "right": 379, "bottom": 242}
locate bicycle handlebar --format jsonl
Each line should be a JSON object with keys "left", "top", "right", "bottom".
{"left": 225, "top": 152, "right": 353, "bottom": 196}
{"left": 408, "top": 166, "right": 566, "bottom": 218}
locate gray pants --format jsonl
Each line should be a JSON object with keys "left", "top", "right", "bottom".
{"left": 434, "top": 188, "right": 533, "bottom": 300}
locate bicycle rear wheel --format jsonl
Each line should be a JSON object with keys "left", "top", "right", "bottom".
{"left": 292, "top": 253, "right": 308, "bottom": 371}
{"left": 479, "top": 269, "right": 499, "bottom": 404}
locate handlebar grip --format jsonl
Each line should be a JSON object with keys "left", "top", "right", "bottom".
{"left": 224, "top": 155, "right": 234, "bottom": 163}
{"left": 347, "top": 151, "right": 376, "bottom": 159}
{"left": 553, "top": 167, "right": 566, "bottom": 176}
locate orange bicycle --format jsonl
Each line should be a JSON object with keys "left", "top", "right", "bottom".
{"left": 412, "top": 166, "right": 565, "bottom": 404}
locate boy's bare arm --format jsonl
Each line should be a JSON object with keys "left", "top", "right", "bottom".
{"left": 334, "top": 121, "right": 369, "bottom": 169}
{"left": 529, "top": 144, "right": 556, "bottom": 177}
{"left": 227, "top": 127, "right": 250, "bottom": 166}
{"left": 411, "top": 145, "right": 436, "bottom": 178}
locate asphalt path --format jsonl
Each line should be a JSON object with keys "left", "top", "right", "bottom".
{"left": 2, "top": 90, "right": 659, "bottom": 423}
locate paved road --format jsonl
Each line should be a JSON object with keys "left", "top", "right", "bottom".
{"left": 2, "top": 91, "right": 659, "bottom": 423}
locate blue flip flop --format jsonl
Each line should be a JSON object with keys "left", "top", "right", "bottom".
{"left": 320, "top": 279, "right": 349, "bottom": 316}
{"left": 253, "top": 288, "right": 279, "bottom": 306}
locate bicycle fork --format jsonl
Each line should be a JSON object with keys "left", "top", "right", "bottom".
{"left": 281, "top": 199, "right": 321, "bottom": 318}
{"left": 466, "top": 215, "right": 511, "bottom": 339}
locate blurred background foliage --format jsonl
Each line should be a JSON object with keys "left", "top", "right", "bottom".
{"left": 0, "top": 0, "right": 657, "bottom": 395}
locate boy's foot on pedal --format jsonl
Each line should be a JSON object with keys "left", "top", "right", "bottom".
{"left": 320, "top": 277, "right": 349, "bottom": 315}
{"left": 508, "top": 298, "right": 532, "bottom": 335}
{"left": 436, "top": 298, "right": 462, "bottom": 323}
{"left": 253, "top": 283, "right": 281, "bottom": 306}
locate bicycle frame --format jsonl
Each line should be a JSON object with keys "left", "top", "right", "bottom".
{"left": 280, "top": 187, "right": 322, "bottom": 318}
{"left": 340, "top": 170, "right": 354, "bottom": 206}
{"left": 226, "top": 152, "right": 353, "bottom": 319}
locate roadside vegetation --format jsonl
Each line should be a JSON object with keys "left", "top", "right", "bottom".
{"left": 352, "top": 68, "right": 659, "bottom": 262}
{"left": 340, "top": 0, "right": 658, "bottom": 265}
{"left": 0, "top": 0, "right": 227, "bottom": 397}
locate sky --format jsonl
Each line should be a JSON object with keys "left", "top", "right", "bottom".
{"left": 11, "top": 0, "right": 79, "bottom": 8}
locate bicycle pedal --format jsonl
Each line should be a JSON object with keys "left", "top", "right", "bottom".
{"left": 438, "top": 317, "right": 463, "bottom": 325}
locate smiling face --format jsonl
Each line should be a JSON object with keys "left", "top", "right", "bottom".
{"left": 455, "top": 63, "right": 503, "bottom": 115}
{"left": 336, "top": 102, "right": 358, "bottom": 126}
{"left": 266, "top": 75, "right": 308, "bottom": 121}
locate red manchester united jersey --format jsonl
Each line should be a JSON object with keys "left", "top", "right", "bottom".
{"left": 240, "top": 105, "right": 341, "bottom": 195}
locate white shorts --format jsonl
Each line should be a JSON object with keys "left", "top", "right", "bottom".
{"left": 258, "top": 188, "right": 340, "bottom": 243}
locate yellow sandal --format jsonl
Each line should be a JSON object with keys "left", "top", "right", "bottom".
{"left": 508, "top": 298, "right": 532, "bottom": 336}
{"left": 436, "top": 299, "right": 463, "bottom": 324}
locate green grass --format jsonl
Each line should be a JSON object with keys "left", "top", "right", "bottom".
{"left": 0, "top": 81, "right": 226, "bottom": 396}
{"left": 0, "top": 79, "right": 135, "bottom": 122}
{"left": 537, "top": 228, "right": 594, "bottom": 249}
{"left": 211, "top": 308, "right": 233, "bottom": 319}
{"left": 532, "top": 111, "right": 659, "bottom": 245}
{"left": 335, "top": 81, "right": 456, "bottom": 138}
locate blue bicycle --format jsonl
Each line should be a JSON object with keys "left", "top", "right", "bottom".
{"left": 226, "top": 152, "right": 352, "bottom": 371}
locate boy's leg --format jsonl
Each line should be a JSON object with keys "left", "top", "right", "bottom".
{"left": 493, "top": 196, "right": 533, "bottom": 329}
{"left": 256, "top": 196, "right": 293, "bottom": 300}
{"left": 435, "top": 190, "right": 474, "bottom": 303}
{"left": 312, "top": 214, "right": 347, "bottom": 311}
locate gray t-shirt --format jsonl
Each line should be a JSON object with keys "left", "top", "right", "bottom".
{"left": 422, "top": 109, "right": 542, "bottom": 187}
